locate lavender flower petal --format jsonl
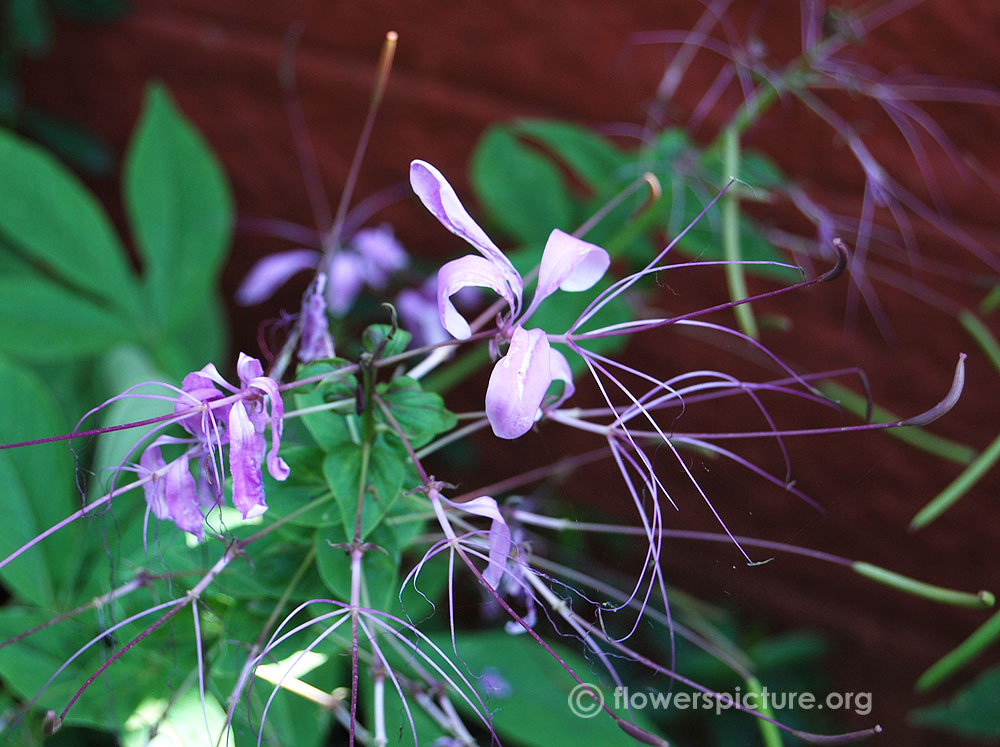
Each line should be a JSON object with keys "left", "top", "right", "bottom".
{"left": 236, "top": 249, "right": 320, "bottom": 306}
{"left": 397, "top": 286, "right": 449, "bottom": 347}
{"left": 531, "top": 229, "right": 610, "bottom": 311}
{"left": 440, "top": 494, "right": 512, "bottom": 589}
{"left": 351, "top": 224, "right": 408, "bottom": 287}
{"left": 410, "top": 160, "right": 523, "bottom": 310}
{"left": 139, "top": 443, "right": 168, "bottom": 519}
{"left": 546, "top": 347, "right": 575, "bottom": 410}
{"left": 245, "top": 376, "right": 290, "bottom": 481}
{"left": 299, "top": 272, "right": 336, "bottom": 362}
{"left": 228, "top": 401, "right": 268, "bottom": 519}
{"left": 327, "top": 251, "right": 366, "bottom": 316}
{"left": 438, "top": 255, "right": 518, "bottom": 340}
{"left": 236, "top": 353, "right": 265, "bottom": 386}
{"left": 485, "top": 326, "right": 552, "bottom": 439}
{"left": 163, "top": 454, "right": 205, "bottom": 539}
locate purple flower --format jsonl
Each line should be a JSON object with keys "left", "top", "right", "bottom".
{"left": 396, "top": 276, "right": 449, "bottom": 348}
{"left": 137, "top": 353, "right": 289, "bottom": 537}
{"left": 410, "top": 160, "right": 607, "bottom": 439}
{"left": 235, "top": 224, "right": 408, "bottom": 316}
{"left": 139, "top": 443, "right": 205, "bottom": 540}
{"left": 298, "top": 273, "right": 336, "bottom": 362}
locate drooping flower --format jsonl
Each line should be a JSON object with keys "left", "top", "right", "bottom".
{"left": 137, "top": 353, "right": 289, "bottom": 537}
{"left": 298, "top": 272, "right": 336, "bottom": 362}
{"left": 410, "top": 159, "right": 608, "bottom": 439}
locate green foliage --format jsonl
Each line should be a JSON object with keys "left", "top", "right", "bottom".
{"left": 440, "top": 629, "right": 657, "bottom": 746}
{"left": 0, "top": 82, "right": 229, "bottom": 376}
{"left": 0, "top": 357, "right": 76, "bottom": 606}
{"left": 124, "top": 83, "right": 233, "bottom": 336}
{"left": 471, "top": 125, "right": 576, "bottom": 244}
{"left": 470, "top": 121, "right": 796, "bottom": 281}
{"left": 910, "top": 664, "right": 1000, "bottom": 740}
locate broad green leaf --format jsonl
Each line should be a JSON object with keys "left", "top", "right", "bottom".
{"left": 264, "top": 445, "right": 342, "bottom": 528}
{"left": 214, "top": 644, "right": 338, "bottom": 747}
{"left": 0, "top": 275, "right": 136, "bottom": 361}
{"left": 153, "top": 291, "right": 228, "bottom": 378}
{"left": 441, "top": 630, "right": 660, "bottom": 746}
{"left": 0, "top": 127, "right": 140, "bottom": 315}
{"left": 322, "top": 437, "right": 406, "bottom": 539}
{"left": 659, "top": 184, "right": 798, "bottom": 281}
{"left": 87, "top": 345, "right": 171, "bottom": 488}
{"left": 910, "top": 664, "right": 1000, "bottom": 739}
{"left": 315, "top": 521, "right": 400, "bottom": 609}
{"left": 294, "top": 360, "right": 360, "bottom": 449}
{"left": 377, "top": 376, "right": 456, "bottom": 448}
{"left": 471, "top": 125, "right": 575, "bottom": 245}
{"left": 75, "top": 346, "right": 178, "bottom": 601}
{"left": 0, "top": 606, "right": 167, "bottom": 732}
{"left": 208, "top": 527, "right": 326, "bottom": 601}
{"left": 124, "top": 689, "right": 229, "bottom": 747}
{"left": 0, "top": 357, "right": 76, "bottom": 606}
{"left": 124, "top": 83, "right": 233, "bottom": 333}
{"left": 513, "top": 119, "right": 628, "bottom": 190}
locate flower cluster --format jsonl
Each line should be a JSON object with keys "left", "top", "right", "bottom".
{"left": 236, "top": 224, "right": 408, "bottom": 315}
{"left": 410, "top": 159, "right": 609, "bottom": 439}
{"left": 138, "top": 353, "right": 289, "bottom": 539}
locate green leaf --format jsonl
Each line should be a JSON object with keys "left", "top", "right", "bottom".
{"left": 0, "top": 275, "right": 136, "bottom": 361}
{"left": 377, "top": 376, "right": 456, "bottom": 448}
{"left": 264, "top": 445, "right": 342, "bottom": 528}
{"left": 293, "top": 361, "right": 361, "bottom": 450}
{"left": 471, "top": 125, "right": 575, "bottom": 245}
{"left": 322, "top": 437, "right": 406, "bottom": 539}
{"left": 363, "top": 323, "right": 411, "bottom": 359}
{"left": 123, "top": 688, "right": 229, "bottom": 747}
{"left": 512, "top": 119, "right": 628, "bottom": 190}
{"left": 315, "top": 521, "right": 400, "bottom": 609}
{"left": 124, "top": 83, "right": 233, "bottom": 333}
{"left": 441, "top": 630, "right": 660, "bottom": 747}
{"left": 0, "top": 357, "right": 76, "bottom": 606}
{"left": 910, "top": 664, "right": 1000, "bottom": 739}
{"left": 671, "top": 187, "right": 797, "bottom": 280}
{"left": 0, "top": 128, "right": 140, "bottom": 315}
{"left": 86, "top": 346, "right": 171, "bottom": 496}
{"left": 208, "top": 528, "right": 325, "bottom": 600}
{"left": 6, "top": 0, "right": 50, "bottom": 54}
{"left": 153, "top": 291, "right": 228, "bottom": 378}
{"left": 0, "top": 606, "right": 164, "bottom": 731}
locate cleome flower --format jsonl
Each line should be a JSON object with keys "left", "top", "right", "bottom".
{"left": 136, "top": 353, "right": 289, "bottom": 538}
{"left": 410, "top": 159, "right": 609, "bottom": 439}
{"left": 235, "top": 224, "right": 408, "bottom": 315}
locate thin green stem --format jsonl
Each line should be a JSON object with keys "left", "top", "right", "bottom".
{"left": 910, "top": 430, "right": 1000, "bottom": 530}
{"left": 960, "top": 309, "right": 1000, "bottom": 375}
{"left": 916, "top": 609, "right": 1000, "bottom": 692}
{"left": 722, "top": 126, "right": 758, "bottom": 338}
{"left": 852, "top": 562, "right": 993, "bottom": 610}
{"left": 747, "top": 676, "right": 783, "bottom": 747}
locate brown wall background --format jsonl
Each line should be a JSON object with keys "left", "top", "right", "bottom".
{"left": 20, "top": 1, "right": 1000, "bottom": 744}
